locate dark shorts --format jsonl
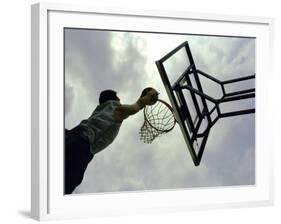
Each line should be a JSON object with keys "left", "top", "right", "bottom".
{"left": 64, "top": 126, "right": 93, "bottom": 194}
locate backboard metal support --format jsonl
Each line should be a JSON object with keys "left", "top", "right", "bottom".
{"left": 156, "top": 41, "right": 255, "bottom": 166}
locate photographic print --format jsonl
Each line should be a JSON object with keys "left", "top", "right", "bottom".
{"left": 31, "top": 3, "right": 274, "bottom": 220}
{"left": 64, "top": 28, "right": 255, "bottom": 195}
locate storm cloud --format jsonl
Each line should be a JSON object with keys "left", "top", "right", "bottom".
{"left": 64, "top": 82, "right": 75, "bottom": 117}
{"left": 65, "top": 29, "right": 147, "bottom": 97}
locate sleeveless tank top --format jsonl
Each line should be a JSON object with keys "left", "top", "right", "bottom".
{"left": 80, "top": 100, "right": 122, "bottom": 155}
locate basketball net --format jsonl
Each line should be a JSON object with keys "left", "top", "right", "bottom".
{"left": 139, "top": 99, "right": 176, "bottom": 143}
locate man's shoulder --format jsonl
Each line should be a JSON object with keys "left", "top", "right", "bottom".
{"left": 92, "top": 101, "right": 121, "bottom": 119}
{"left": 98, "top": 100, "right": 121, "bottom": 110}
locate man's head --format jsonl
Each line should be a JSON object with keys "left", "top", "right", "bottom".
{"left": 99, "top": 90, "right": 120, "bottom": 104}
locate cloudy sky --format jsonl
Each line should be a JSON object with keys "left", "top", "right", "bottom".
{"left": 64, "top": 28, "right": 255, "bottom": 194}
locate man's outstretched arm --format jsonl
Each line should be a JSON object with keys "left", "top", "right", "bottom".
{"left": 113, "top": 89, "right": 158, "bottom": 122}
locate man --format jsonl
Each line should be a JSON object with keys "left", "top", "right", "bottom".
{"left": 64, "top": 87, "right": 159, "bottom": 194}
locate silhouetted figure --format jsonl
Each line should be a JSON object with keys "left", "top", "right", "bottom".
{"left": 64, "top": 88, "right": 158, "bottom": 194}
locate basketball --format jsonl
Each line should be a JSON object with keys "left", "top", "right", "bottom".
{"left": 147, "top": 90, "right": 159, "bottom": 105}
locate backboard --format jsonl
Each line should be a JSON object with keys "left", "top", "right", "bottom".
{"left": 155, "top": 41, "right": 255, "bottom": 166}
{"left": 156, "top": 41, "right": 210, "bottom": 166}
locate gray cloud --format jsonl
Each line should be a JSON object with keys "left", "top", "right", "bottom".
{"left": 65, "top": 29, "right": 147, "bottom": 103}
{"left": 223, "top": 38, "right": 253, "bottom": 64}
{"left": 64, "top": 82, "right": 75, "bottom": 117}
{"left": 190, "top": 36, "right": 255, "bottom": 78}
{"left": 203, "top": 115, "right": 255, "bottom": 186}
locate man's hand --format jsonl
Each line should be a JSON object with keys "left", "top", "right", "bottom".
{"left": 138, "top": 88, "right": 159, "bottom": 107}
{"left": 113, "top": 88, "right": 159, "bottom": 122}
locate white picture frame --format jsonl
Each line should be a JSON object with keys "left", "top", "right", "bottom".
{"left": 31, "top": 2, "right": 275, "bottom": 221}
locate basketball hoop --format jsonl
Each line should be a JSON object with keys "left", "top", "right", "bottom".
{"left": 139, "top": 99, "right": 177, "bottom": 143}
